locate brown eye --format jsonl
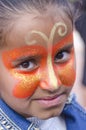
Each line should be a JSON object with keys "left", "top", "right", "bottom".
{"left": 21, "top": 61, "right": 30, "bottom": 68}
{"left": 17, "top": 59, "right": 38, "bottom": 72}
{"left": 56, "top": 52, "right": 64, "bottom": 59}
{"left": 55, "top": 51, "right": 70, "bottom": 63}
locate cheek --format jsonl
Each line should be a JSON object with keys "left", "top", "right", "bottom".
{"left": 59, "top": 65, "right": 75, "bottom": 86}
{"left": 11, "top": 72, "right": 40, "bottom": 98}
{"left": 56, "top": 61, "right": 76, "bottom": 87}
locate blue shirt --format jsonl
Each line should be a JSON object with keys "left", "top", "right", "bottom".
{"left": 62, "top": 95, "right": 86, "bottom": 130}
{"left": 0, "top": 99, "right": 39, "bottom": 130}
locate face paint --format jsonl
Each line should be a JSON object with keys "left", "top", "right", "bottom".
{"left": 2, "top": 45, "right": 47, "bottom": 98}
{"left": 2, "top": 45, "right": 47, "bottom": 69}
{"left": 25, "top": 22, "right": 68, "bottom": 89}
{"left": 13, "top": 72, "right": 40, "bottom": 98}
{"left": 58, "top": 62, "right": 76, "bottom": 86}
{"left": 25, "top": 22, "right": 68, "bottom": 46}
{"left": 53, "top": 33, "right": 76, "bottom": 87}
{"left": 2, "top": 22, "right": 75, "bottom": 98}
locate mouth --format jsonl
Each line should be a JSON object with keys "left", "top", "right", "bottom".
{"left": 35, "top": 92, "right": 67, "bottom": 108}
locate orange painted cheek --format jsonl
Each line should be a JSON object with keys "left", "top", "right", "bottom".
{"left": 12, "top": 71, "right": 40, "bottom": 98}
{"left": 58, "top": 63, "right": 76, "bottom": 87}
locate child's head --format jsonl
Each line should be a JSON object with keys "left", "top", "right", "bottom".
{"left": 0, "top": 0, "right": 76, "bottom": 119}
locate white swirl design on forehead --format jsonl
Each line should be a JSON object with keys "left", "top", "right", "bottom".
{"left": 25, "top": 22, "right": 68, "bottom": 45}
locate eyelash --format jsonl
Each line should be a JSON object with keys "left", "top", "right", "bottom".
{"left": 54, "top": 49, "right": 71, "bottom": 64}
{"left": 16, "top": 59, "right": 39, "bottom": 72}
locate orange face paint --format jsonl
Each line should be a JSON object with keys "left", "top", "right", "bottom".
{"left": 13, "top": 72, "right": 40, "bottom": 98}
{"left": 2, "top": 32, "right": 75, "bottom": 98}
{"left": 3, "top": 45, "right": 47, "bottom": 69}
{"left": 53, "top": 33, "right": 75, "bottom": 87}
{"left": 2, "top": 45, "right": 47, "bottom": 98}
{"left": 58, "top": 62, "right": 76, "bottom": 86}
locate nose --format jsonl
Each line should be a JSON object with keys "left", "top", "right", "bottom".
{"left": 40, "top": 73, "right": 61, "bottom": 92}
{"left": 40, "top": 55, "right": 61, "bottom": 91}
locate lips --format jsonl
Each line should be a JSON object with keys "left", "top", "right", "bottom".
{"left": 39, "top": 93, "right": 64, "bottom": 100}
{"left": 36, "top": 92, "right": 66, "bottom": 108}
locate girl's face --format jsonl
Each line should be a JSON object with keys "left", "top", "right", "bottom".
{"left": 0, "top": 13, "right": 75, "bottom": 119}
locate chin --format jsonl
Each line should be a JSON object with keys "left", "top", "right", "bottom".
{"left": 36, "top": 110, "right": 62, "bottom": 120}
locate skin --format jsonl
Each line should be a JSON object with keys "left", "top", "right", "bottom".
{"left": 0, "top": 10, "right": 75, "bottom": 119}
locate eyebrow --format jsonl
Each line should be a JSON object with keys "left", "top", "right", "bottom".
{"left": 12, "top": 55, "right": 40, "bottom": 66}
{"left": 57, "top": 43, "right": 73, "bottom": 53}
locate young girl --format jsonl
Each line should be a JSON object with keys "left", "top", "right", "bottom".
{"left": 0, "top": 0, "right": 76, "bottom": 130}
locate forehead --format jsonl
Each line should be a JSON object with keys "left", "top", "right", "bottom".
{"left": 6, "top": 10, "right": 73, "bottom": 48}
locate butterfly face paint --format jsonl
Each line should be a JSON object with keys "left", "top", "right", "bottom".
{"left": 53, "top": 34, "right": 75, "bottom": 87}
{"left": 25, "top": 22, "right": 75, "bottom": 88}
{"left": 2, "top": 45, "right": 47, "bottom": 98}
{"left": 2, "top": 22, "right": 75, "bottom": 98}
